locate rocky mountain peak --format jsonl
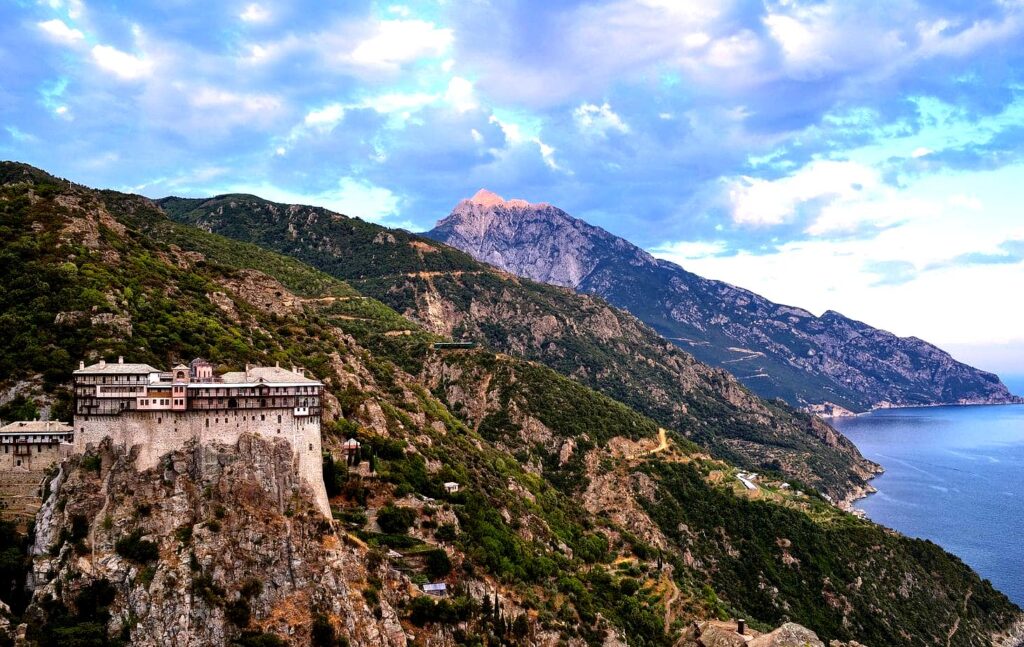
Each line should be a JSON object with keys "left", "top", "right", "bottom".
{"left": 431, "top": 193, "right": 655, "bottom": 289}
{"left": 428, "top": 193, "right": 1021, "bottom": 411}
{"left": 465, "top": 188, "right": 534, "bottom": 210}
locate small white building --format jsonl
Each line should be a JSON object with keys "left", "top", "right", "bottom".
{"left": 422, "top": 583, "right": 447, "bottom": 597}
{"left": 443, "top": 481, "right": 459, "bottom": 494}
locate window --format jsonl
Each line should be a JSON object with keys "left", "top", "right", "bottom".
{"left": 228, "top": 398, "right": 237, "bottom": 408}
{"left": 308, "top": 443, "right": 313, "bottom": 451}
{"left": 205, "top": 419, "right": 209, "bottom": 428}
{"left": 277, "top": 415, "right": 281, "bottom": 424}
{"left": 261, "top": 414, "right": 265, "bottom": 421}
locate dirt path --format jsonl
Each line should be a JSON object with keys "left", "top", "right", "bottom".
{"left": 645, "top": 428, "right": 669, "bottom": 455}
{"left": 947, "top": 589, "right": 971, "bottom": 646}
{"left": 662, "top": 573, "right": 681, "bottom": 631}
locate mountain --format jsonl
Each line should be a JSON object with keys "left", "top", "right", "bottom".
{"left": 158, "top": 193, "right": 879, "bottom": 502}
{"left": 2, "top": 161, "right": 1022, "bottom": 645}
{"left": 426, "top": 190, "right": 1020, "bottom": 413}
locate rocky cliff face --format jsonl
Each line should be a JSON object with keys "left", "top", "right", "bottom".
{"left": 24, "top": 435, "right": 408, "bottom": 646}
{"left": 427, "top": 192, "right": 1020, "bottom": 412}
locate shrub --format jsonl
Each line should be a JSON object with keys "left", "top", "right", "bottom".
{"left": 225, "top": 598, "right": 251, "bottom": 627}
{"left": 311, "top": 613, "right": 348, "bottom": 647}
{"left": 232, "top": 631, "right": 286, "bottom": 647}
{"left": 424, "top": 549, "right": 452, "bottom": 579}
{"left": 238, "top": 578, "right": 263, "bottom": 600}
{"left": 114, "top": 530, "right": 158, "bottom": 564}
{"left": 434, "top": 523, "right": 458, "bottom": 543}
{"left": 375, "top": 505, "right": 416, "bottom": 535}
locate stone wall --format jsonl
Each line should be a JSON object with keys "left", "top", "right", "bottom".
{"left": 0, "top": 442, "right": 65, "bottom": 471}
{"left": 74, "top": 409, "right": 329, "bottom": 515}
{"left": 0, "top": 470, "right": 46, "bottom": 526}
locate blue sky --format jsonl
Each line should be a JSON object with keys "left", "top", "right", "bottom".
{"left": 3, "top": 0, "right": 1024, "bottom": 376}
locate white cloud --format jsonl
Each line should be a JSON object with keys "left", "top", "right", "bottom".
{"left": 240, "top": 4, "right": 270, "bottom": 23}
{"left": 347, "top": 19, "right": 452, "bottom": 71}
{"left": 363, "top": 91, "right": 436, "bottom": 115}
{"left": 444, "top": 77, "right": 477, "bottom": 112}
{"left": 488, "top": 114, "right": 562, "bottom": 171}
{"left": 727, "top": 160, "right": 880, "bottom": 228}
{"left": 911, "top": 146, "right": 933, "bottom": 158}
{"left": 650, "top": 240, "right": 728, "bottom": 260}
{"left": 304, "top": 103, "right": 346, "bottom": 129}
{"left": 573, "top": 102, "right": 630, "bottom": 137}
{"left": 189, "top": 87, "right": 283, "bottom": 122}
{"left": 916, "top": 15, "right": 1023, "bottom": 59}
{"left": 37, "top": 19, "right": 84, "bottom": 44}
{"left": 948, "top": 193, "right": 983, "bottom": 211}
{"left": 91, "top": 44, "right": 152, "bottom": 80}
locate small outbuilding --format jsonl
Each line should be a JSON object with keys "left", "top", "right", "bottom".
{"left": 443, "top": 481, "right": 459, "bottom": 494}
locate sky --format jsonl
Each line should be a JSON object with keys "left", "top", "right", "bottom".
{"left": 2, "top": 0, "right": 1024, "bottom": 377}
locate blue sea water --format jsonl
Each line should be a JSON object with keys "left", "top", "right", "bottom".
{"left": 834, "top": 404, "right": 1024, "bottom": 606}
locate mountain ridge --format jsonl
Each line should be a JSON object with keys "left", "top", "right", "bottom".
{"left": 426, "top": 191, "right": 1020, "bottom": 412}
{"left": 158, "top": 191, "right": 880, "bottom": 502}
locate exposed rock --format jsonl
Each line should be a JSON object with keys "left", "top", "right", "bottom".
{"left": 89, "top": 312, "right": 133, "bottom": 337}
{"left": 749, "top": 622, "right": 826, "bottom": 647}
{"left": 24, "top": 436, "right": 407, "bottom": 646}
{"left": 427, "top": 193, "right": 1020, "bottom": 412}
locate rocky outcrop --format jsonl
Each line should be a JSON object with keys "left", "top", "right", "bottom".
{"left": 427, "top": 192, "right": 1020, "bottom": 412}
{"left": 24, "top": 436, "right": 408, "bottom": 646}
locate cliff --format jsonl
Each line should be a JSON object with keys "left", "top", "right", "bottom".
{"left": 426, "top": 191, "right": 1020, "bottom": 412}
{"left": 24, "top": 435, "right": 408, "bottom": 646}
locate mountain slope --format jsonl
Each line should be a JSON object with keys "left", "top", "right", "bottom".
{"left": 159, "top": 193, "right": 879, "bottom": 502}
{"left": 2, "top": 162, "right": 1022, "bottom": 645}
{"left": 426, "top": 190, "right": 1018, "bottom": 412}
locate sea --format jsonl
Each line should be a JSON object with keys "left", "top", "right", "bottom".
{"left": 835, "top": 399, "right": 1024, "bottom": 606}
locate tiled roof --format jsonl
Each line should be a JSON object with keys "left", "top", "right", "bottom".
{"left": 75, "top": 361, "right": 160, "bottom": 375}
{"left": 0, "top": 420, "right": 73, "bottom": 433}
{"left": 219, "top": 366, "right": 320, "bottom": 385}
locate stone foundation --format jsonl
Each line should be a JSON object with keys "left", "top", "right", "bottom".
{"left": 74, "top": 409, "right": 329, "bottom": 516}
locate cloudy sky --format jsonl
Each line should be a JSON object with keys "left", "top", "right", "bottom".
{"left": 3, "top": 0, "right": 1024, "bottom": 376}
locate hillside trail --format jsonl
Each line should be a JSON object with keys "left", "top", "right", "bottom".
{"left": 646, "top": 428, "right": 669, "bottom": 455}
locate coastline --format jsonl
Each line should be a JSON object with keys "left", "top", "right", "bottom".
{"left": 814, "top": 398, "right": 1024, "bottom": 421}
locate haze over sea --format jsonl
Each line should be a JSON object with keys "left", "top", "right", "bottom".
{"left": 836, "top": 403, "right": 1024, "bottom": 605}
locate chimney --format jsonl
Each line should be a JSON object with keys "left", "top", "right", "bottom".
{"left": 99, "top": 359, "right": 106, "bottom": 368}
{"left": 737, "top": 619, "right": 745, "bottom": 635}
{"left": 118, "top": 356, "right": 124, "bottom": 364}
{"left": 79, "top": 361, "right": 85, "bottom": 370}
{"left": 275, "top": 361, "right": 280, "bottom": 368}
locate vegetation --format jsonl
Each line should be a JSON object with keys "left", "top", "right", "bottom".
{"left": 375, "top": 505, "right": 416, "bottom": 535}
{"left": 1, "top": 163, "right": 1018, "bottom": 646}
{"left": 114, "top": 529, "right": 159, "bottom": 564}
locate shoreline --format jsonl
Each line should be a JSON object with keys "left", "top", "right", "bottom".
{"left": 818, "top": 398, "right": 1024, "bottom": 420}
